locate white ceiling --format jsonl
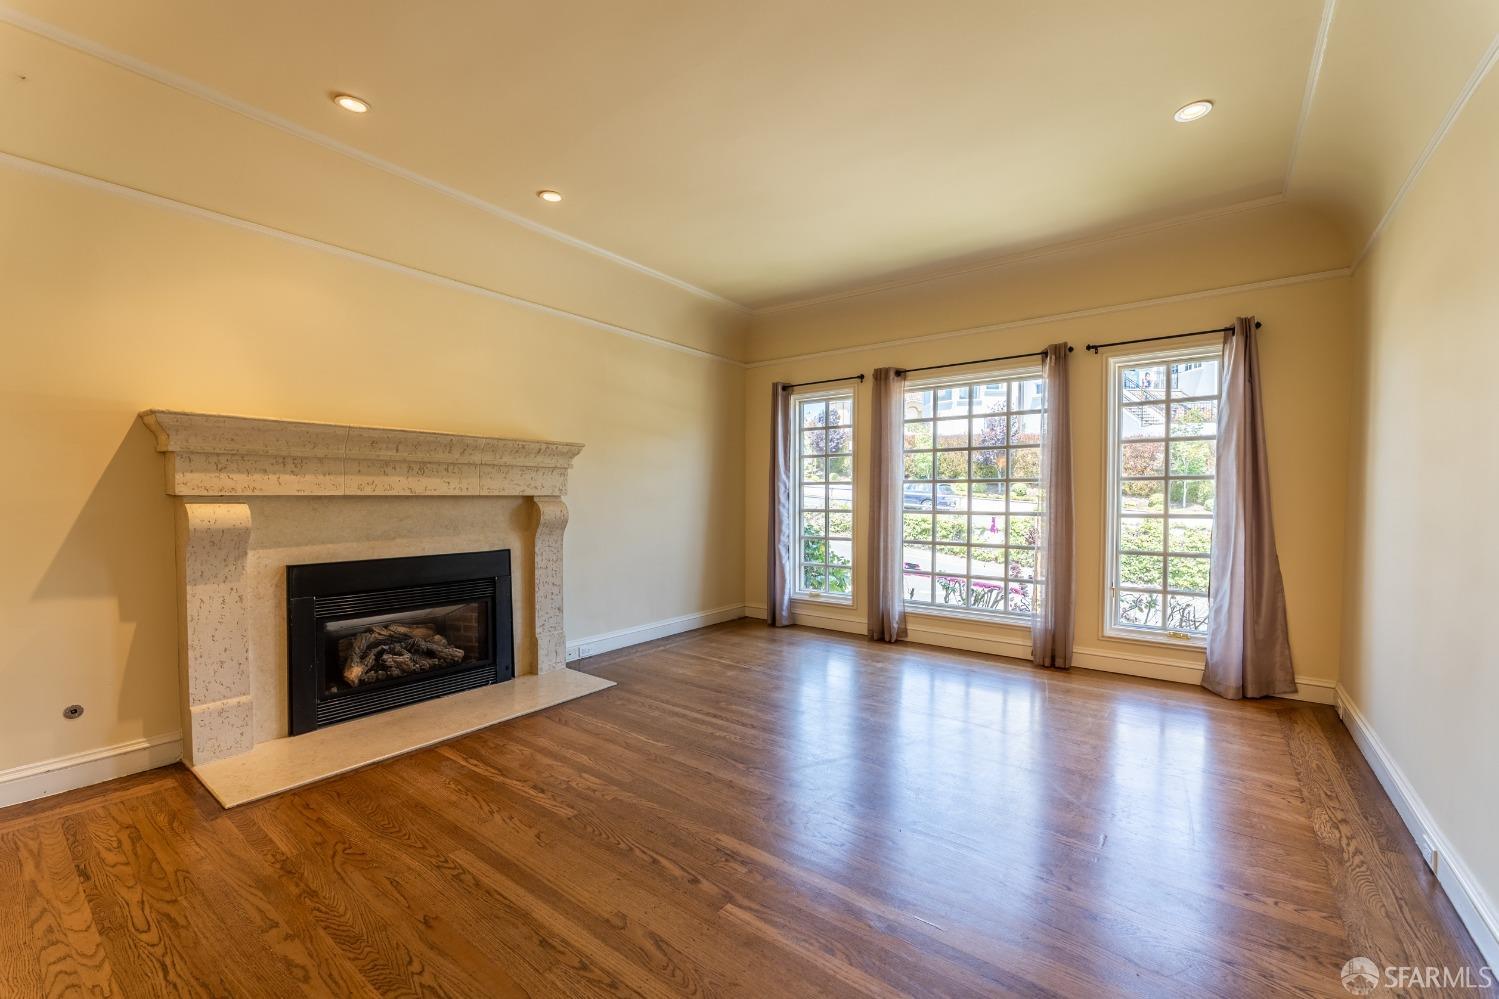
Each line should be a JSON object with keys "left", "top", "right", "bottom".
{"left": 5, "top": 0, "right": 1492, "bottom": 309}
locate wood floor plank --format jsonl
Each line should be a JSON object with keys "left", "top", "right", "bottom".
{"left": 228, "top": 806, "right": 478, "bottom": 999}
{"left": 250, "top": 792, "right": 528, "bottom": 999}
{"left": 60, "top": 807, "right": 241, "bottom": 997}
{"left": 0, "top": 832, "right": 46, "bottom": 999}
{"left": 1280, "top": 705, "right": 1489, "bottom": 995}
{"left": 483, "top": 714, "right": 1337, "bottom": 998}
{"left": 17, "top": 820, "right": 119, "bottom": 998}
{"left": 375, "top": 757, "right": 1018, "bottom": 998}
{"left": 0, "top": 620, "right": 1488, "bottom": 997}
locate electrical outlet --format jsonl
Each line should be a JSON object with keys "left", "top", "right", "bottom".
{"left": 576, "top": 644, "right": 596, "bottom": 660}
{"left": 1420, "top": 834, "right": 1439, "bottom": 873}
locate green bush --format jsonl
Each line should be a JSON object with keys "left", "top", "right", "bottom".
{"left": 1119, "top": 554, "right": 1160, "bottom": 587}
{"left": 936, "top": 516, "right": 966, "bottom": 542}
{"left": 1121, "top": 518, "right": 1164, "bottom": 552}
{"left": 1167, "top": 557, "right": 1209, "bottom": 592}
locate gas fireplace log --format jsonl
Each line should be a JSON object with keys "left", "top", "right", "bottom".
{"left": 342, "top": 623, "right": 466, "bottom": 686}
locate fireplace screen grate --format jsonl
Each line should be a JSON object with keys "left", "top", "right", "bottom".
{"left": 288, "top": 549, "right": 513, "bottom": 735}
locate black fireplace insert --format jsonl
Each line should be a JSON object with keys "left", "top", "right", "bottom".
{"left": 287, "top": 549, "right": 514, "bottom": 735}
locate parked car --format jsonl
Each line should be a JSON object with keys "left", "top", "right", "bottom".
{"left": 903, "top": 482, "right": 961, "bottom": 510}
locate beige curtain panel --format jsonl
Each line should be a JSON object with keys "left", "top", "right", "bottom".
{"left": 1032, "top": 343, "right": 1075, "bottom": 668}
{"left": 767, "top": 382, "right": 795, "bottom": 627}
{"left": 1202, "top": 317, "right": 1297, "bottom": 698}
{"left": 866, "top": 367, "right": 908, "bottom": 642}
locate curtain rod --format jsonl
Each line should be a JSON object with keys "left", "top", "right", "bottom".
{"left": 781, "top": 373, "right": 865, "bottom": 392}
{"left": 1084, "top": 321, "right": 1261, "bottom": 354}
{"left": 896, "top": 346, "right": 1072, "bottom": 378}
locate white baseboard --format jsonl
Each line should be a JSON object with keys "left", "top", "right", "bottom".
{"left": 744, "top": 603, "right": 1335, "bottom": 703}
{"left": 1074, "top": 645, "right": 1338, "bottom": 705}
{"left": 566, "top": 603, "right": 746, "bottom": 662}
{"left": 0, "top": 732, "right": 183, "bottom": 809}
{"left": 904, "top": 616, "right": 1031, "bottom": 659}
{"left": 1335, "top": 685, "right": 1499, "bottom": 969}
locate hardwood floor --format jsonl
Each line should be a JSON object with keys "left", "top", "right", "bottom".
{"left": 0, "top": 620, "right": 1488, "bottom": 997}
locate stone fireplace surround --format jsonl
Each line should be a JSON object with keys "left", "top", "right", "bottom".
{"left": 140, "top": 410, "right": 613, "bottom": 806}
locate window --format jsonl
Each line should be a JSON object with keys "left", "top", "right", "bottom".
{"left": 900, "top": 371, "right": 1045, "bottom": 620}
{"left": 1106, "top": 348, "right": 1221, "bottom": 641}
{"left": 794, "top": 393, "right": 854, "bottom": 599}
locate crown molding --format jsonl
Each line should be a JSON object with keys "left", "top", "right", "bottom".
{"left": 0, "top": 5, "right": 747, "bottom": 314}
{"left": 0, "top": 151, "right": 743, "bottom": 366}
{"left": 751, "top": 195, "right": 1289, "bottom": 317}
{"left": 746, "top": 267, "right": 1351, "bottom": 369}
{"left": 1353, "top": 28, "right": 1499, "bottom": 271}
{"left": 1284, "top": 0, "right": 1338, "bottom": 193}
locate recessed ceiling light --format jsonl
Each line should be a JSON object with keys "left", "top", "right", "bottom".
{"left": 1173, "top": 100, "right": 1213, "bottom": 123}
{"left": 537, "top": 190, "right": 563, "bottom": 203}
{"left": 332, "top": 93, "right": 370, "bottom": 114}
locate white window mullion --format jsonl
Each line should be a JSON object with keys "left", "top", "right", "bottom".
{"left": 792, "top": 391, "right": 855, "bottom": 601}
{"left": 899, "top": 370, "right": 1044, "bottom": 623}
{"left": 1106, "top": 346, "right": 1221, "bottom": 644}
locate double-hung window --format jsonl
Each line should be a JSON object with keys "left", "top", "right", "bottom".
{"left": 794, "top": 392, "right": 854, "bottom": 599}
{"left": 900, "top": 371, "right": 1046, "bottom": 620}
{"left": 1106, "top": 347, "right": 1221, "bottom": 641}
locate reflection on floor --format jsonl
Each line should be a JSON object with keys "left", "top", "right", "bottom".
{"left": 0, "top": 619, "right": 1484, "bottom": 997}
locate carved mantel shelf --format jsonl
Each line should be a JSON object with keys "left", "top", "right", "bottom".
{"left": 140, "top": 409, "right": 583, "bottom": 496}
{"left": 140, "top": 410, "right": 588, "bottom": 790}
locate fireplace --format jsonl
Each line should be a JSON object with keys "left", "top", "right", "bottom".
{"left": 287, "top": 549, "right": 514, "bottom": 734}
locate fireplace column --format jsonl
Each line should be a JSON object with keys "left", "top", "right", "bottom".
{"left": 533, "top": 497, "right": 569, "bottom": 673}
{"left": 175, "top": 502, "right": 255, "bottom": 764}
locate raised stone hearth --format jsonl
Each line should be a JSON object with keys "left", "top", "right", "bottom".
{"left": 141, "top": 410, "right": 611, "bottom": 805}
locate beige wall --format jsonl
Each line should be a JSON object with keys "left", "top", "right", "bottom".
{"left": 0, "top": 25, "right": 747, "bottom": 774}
{"left": 0, "top": 23, "right": 746, "bottom": 359}
{"left": 1341, "top": 60, "right": 1499, "bottom": 918}
{"left": 744, "top": 205, "right": 1355, "bottom": 689}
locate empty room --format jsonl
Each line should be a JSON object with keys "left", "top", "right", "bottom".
{"left": 1, "top": 1, "right": 1496, "bottom": 995}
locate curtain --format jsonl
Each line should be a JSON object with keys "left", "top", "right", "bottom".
{"left": 1032, "top": 343, "right": 1075, "bottom": 668}
{"left": 1202, "top": 317, "right": 1296, "bottom": 698}
{"left": 768, "top": 383, "right": 795, "bottom": 627}
{"left": 866, "top": 367, "right": 908, "bottom": 642}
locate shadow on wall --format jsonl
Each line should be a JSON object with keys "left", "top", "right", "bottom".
{"left": 29, "top": 412, "right": 178, "bottom": 742}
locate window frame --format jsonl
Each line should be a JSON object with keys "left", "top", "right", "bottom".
{"left": 899, "top": 365, "right": 1046, "bottom": 626}
{"left": 791, "top": 388, "right": 856, "bottom": 604}
{"left": 1102, "top": 344, "right": 1222, "bottom": 647}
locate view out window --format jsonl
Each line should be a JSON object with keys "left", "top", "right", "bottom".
{"left": 901, "top": 372, "right": 1045, "bottom": 619}
{"left": 795, "top": 393, "right": 854, "bottom": 598}
{"left": 1107, "top": 348, "right": 1220, "bottom": 640}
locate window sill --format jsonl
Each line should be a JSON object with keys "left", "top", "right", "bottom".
{"left": 792, "top": 593, "right": 854, "bottom": 607}
{"left": 1101, "top": 626, "right": 1207, "bottom": 652}
{"left": 904, "top": 604, "right": 1032, "bottom": 631}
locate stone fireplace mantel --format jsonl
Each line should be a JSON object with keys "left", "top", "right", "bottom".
{"left": 140, "top": 410, "right": 609, "bottom": 806}
{"left": 140, "top": 409, "right": 584, "bottom": 497}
